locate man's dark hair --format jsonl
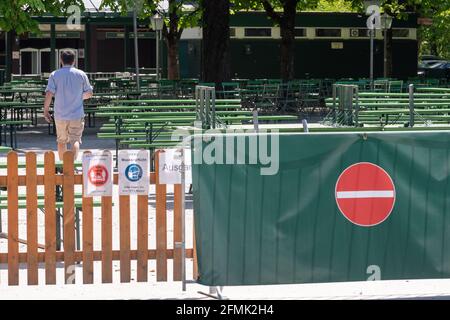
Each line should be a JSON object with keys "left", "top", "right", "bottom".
{"left": 60, "top": 50, "right": 75, "bottom": 65}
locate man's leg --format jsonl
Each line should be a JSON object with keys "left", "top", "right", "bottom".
{"left": 58, "top": 142, "right": 67, "bottom": 161}
{"left": 68, "top": 118, "right": 85, "bottom": 160}
{"left": 55, "top": 120, "right": 69, "bottom": 161}
{"left": 71, "top": 141, "right": 80, "bottom": 160}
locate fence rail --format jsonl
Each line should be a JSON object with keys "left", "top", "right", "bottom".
{"left": 0, "top": 150, "right": 197, "bottom": 286}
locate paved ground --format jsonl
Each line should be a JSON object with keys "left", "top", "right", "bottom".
{"left": 2, "top": 279, "right": 450, "bottom": 300}
{"left": 1, "top": 120, "right": 450, "bottom": 300}
{"left": 11, "top": 119, "right": 116, "bottom": 159}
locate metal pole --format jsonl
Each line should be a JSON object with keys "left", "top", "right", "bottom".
{"left": 124, "top": 25, "right": 129, "bottom": 72}
{"left": 199, "top": 87, "right": 205, "bottom": 127}
{"left": 5, "top": 31, "right": 11, "bottom": 82}
{"left": 50, "top": 23, "right": 56, "bottom": 71}
{"left": 409, "top": 84, "right": 414, "bottom": 127}
{"left": 133, "top": 8, "right": 140, "bottom": 91}
{"left": 354, "top": 86, "right": 359, "bottom": 126}
{"left": 205, "top": 89, "right": 211, "bottom": 129}
{"left": 370, "top": 29, "right": 374, "bottom": 90}
{"left": 156, "top": 30, "right": 160, "bottom": 81}
{"left": 383, "top": 28, "right": 387, "bottom": 78}
{"left": 212, "top": 88, "right": 216, "bottom": 129}
{"left": 180, "top": 148, "right": 186, "bottom": 291}
{"left": 302, "top": 119, "right": 309, "bottom": 133}
{"left": 85, "top": 22, "right": 91, "bottom": 72}
{"left": 253, "top": 110, "right": 259, "bottom": 133}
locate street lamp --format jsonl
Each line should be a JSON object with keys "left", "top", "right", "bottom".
{"left": 151, "top": 13, "right": 164, "bottom": 81}
{"left": 381, "top": 13, "right": 393, "bottom": 78}
{"left": 365, "top": 1, "right": 381, "bottom": 90}
{"left": 133, "top": 8, "right": 140, "bottom": 90}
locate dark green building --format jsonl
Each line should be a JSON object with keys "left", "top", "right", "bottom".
{"left": 0, "top": 11, "right": 418, "bottom": 80}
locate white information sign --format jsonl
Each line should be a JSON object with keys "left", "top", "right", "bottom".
{"left": 82, "top": 150, "right": 113, "bottom": 197}
{"left": 158, "top": 149, "right": 192, "bottom": 185}
{"left": 118, "top": 150, "right": 150, "bottom": 195}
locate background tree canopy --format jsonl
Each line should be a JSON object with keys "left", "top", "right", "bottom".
{"left": 0, "top": 0, "right": 85, "bottom": 34}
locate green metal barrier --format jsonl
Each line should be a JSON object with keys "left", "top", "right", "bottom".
{"left": 193, "top": 131, "right": 450, "bottom": 286}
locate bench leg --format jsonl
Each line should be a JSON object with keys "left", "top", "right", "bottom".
{"left": 115, "top": 139, "right": 119, "bottom": 169}
{"left": 14, "top": 125, "right": 17, "bottom": 149}
{"left": 9, "top": 125, "right": 13, "bottom": 149}
{"left": 0, "top": 209, "right": 2, "bottom": 233}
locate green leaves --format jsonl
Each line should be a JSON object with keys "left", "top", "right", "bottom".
{"left": 310, "top": 0, "right": 355, "bottom": 12}
{"left": 0, "top": 0, "right": 85, "bottom": 34}
{"left": 344, "top": 0, "right": 450, "bottom": 59}
{"left": 420, "top": 8, "right": 450, "bottom": 59}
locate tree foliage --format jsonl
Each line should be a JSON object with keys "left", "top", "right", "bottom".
{"left": 0, "top": 0, "right": 85, "bottom": 34}
{"left": 100, "top": 0, "right": 200, "bottom": 36}
{"left": 310, "top": 0, "right": 355, "bottom": 12}
{"left": 346, "top": 0, "right": 450, "bottom": 60}
{"left": 417, "top": 2, "right": 450, "bottom": 59}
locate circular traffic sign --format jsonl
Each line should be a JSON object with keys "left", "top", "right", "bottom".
{"left": 335, "top": 162, "right": 395, "bottom": 227}
{"left": 88, "top": 164, "right": 109, "bottom": 187}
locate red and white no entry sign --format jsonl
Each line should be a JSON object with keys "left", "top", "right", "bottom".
{"left": 335, "top": 162, "right": 395, "bottom": 227}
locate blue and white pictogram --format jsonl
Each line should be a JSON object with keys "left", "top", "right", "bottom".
{"left": 125, "top": 164, "right": 143, "bottom": 182}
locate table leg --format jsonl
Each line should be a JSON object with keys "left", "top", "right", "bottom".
{"left": 9, "top": 125, "right": 13, "bottom": 149}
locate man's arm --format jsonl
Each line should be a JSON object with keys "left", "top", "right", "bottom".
{"left": 45, "top": 73, "right": 56, "bottom": 123}
{"left": 83, "top": 91, "right": 93, "bottom": 100}
{"left": 82, "top": 72, "right": 94, "bottom": 100}
{"left": 43, "top": 91, "right": 54, "bottom": 123}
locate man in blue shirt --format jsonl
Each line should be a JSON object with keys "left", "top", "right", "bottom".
{"left": 44, "top": 49, "right": 93, "bottom": 160}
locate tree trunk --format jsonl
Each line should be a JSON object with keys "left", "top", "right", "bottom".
{"left": 5, "top": 31, "right": 13, "bottom": 82}
{"left": 166, "top": 37, "right": 180, "bottom": 80}
{"left": 164, "top": 0, "right": 181, "bottom": 80}
{"left": 429, "top": 32, "right": 439, "bottom": 56}
{"left": 201, "top": 0, "right": 231, "bottom": 84}
{"left": 385, "top": 28, "right": 393, "bottom": 78}
{"left": 279, "top": 0, "right": 296, "bottom": 81}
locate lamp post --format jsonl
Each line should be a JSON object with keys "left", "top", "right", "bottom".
{"left": 365, "top": 1, "right": 381, "bottom": 90}
{"left": 369, "top": 28, "right": 374, "bottom": 89}
{"left": 381, "top": 13, "right": 393, "bottom": 78}
{"left": 151, "top": 14, "right": 164, "bottom": 81}
{"left": 133, "top": 8, "right": 140, "bottom": 91}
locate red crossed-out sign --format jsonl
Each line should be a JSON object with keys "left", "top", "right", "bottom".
{"left": 88, "top": 165, "right": 109, "bottom": 187}
{"left": 335, "top": 162, "right": 395, "bottom": 227}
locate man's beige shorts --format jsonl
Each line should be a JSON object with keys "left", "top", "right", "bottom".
{"left": 55, "top": 118, "right": 85, "bottom": 144}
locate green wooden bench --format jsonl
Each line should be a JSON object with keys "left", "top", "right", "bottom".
{"left": 0, "top": 160, "right": 82, "bottom": 170}
{"left": 98, "top": 97, "right": 298, "bottom": 167}
{"left": 325, "top": 90, "right": 450, "bottom": 127}
{"left": 0, "top": 119, "right": 32, "bottom": 148}
{"left": 0, "top": 191, "right": 103, "bottom": 250}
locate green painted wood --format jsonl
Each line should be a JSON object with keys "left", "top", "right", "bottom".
{"left": 98, "top": 111, "right": 252, "bottom": 117}
{"left": 122, "top": 115, "right": 297, "bottom": 124}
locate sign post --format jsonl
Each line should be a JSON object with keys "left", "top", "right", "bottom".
{"left": 118, "top": 150, "right": 150, "bottom": 195}
{"left": 82, "top": 151, "right": 113, "bottom": 197}
{"left": 158, "top": 149, "right": 192, "bottom": 185}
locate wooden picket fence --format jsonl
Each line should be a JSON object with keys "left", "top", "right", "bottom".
{"left": 0, "top": 150, "right": 197, "bottom": 286}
